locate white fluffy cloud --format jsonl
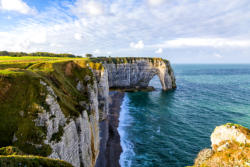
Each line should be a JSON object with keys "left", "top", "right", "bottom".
{"left": 155, "top": 48, "right": 163, "bottom": 54}
{"left": 86, "top": 1, "right": 103, "bottom": 15}
{"left": 148, "top": 0, "right": 165, "bottom": 6}
{"left": 154, "top": 38, "right": 250, "bottom": 48}
{"left": 72, "top": 0, "right": 104, "bottom": 16}
{"left": 74, "top": 33, "right": 82, "bottom": 40}
{"left": 0, "top": 0, "right": 35, "bottom": 14}
{"left": 93, "top": 49, "right": 101, "bottom": 54}
{"left": 130, "top": 40, "right": 144, "bottom": 49}
{"left": 1, "top": 0, "right": 250, "bottom": 63}
{"left": 214, "top": 53, "right": 222, "bottom": 59}
{"left": 0, "top": 27, "right": 47, "bottom": 52}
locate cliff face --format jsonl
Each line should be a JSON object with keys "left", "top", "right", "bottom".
{"left": 36, "top": 80, "right": 100, "bottom": 167}
{"left": 191, "top": 123, "right": 250, "bottom": 167}
{"left": 95, "top": 58, "right": 176, "bottom": 167}
{"left": 0, "top": 57, "right": 176, "bottom": 167}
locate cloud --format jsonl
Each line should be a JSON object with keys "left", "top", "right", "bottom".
{"left": 29, "top": 30, "right": 47, "bottom": 44}
{"left": 130, "top": 40, "right": 144, "bottom": 49}
{"left": 72, "top": 0, "right": 104, "bottom": 16}
{"left": 148, "top": 0, "right": 165, "bottom": 6}
{"left": 86, "top": 1, "right": 103, "bottom": 15}
{"left": 153, "top": 38, "right": 250, "bottom": 48}
{"left": 213, "top": 53, "right": 222, "bottom": 59}
{"left": 155, "top": 48, "right": 163, "bottom": 54}
{"left": 0, "top": 0, "right": 35, "bottom": 14}
{"left": 50, "top": 43, "right": 62, "bottom": 48}
{"left": 0, "top": 26, "right": 47, "bottom": 52}
{"left": 74, "top": 33, "right": 82, "bottom": 40}
{"left": 1, "top": 0, "right": 250, "bottom": 63}
{"left": 93, "top": 49, "right": 101, "bottom": 54}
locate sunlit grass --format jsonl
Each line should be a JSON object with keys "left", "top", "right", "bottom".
{"left": 0, "top": 154, "right": 73, "bottom": 167}
{"left": 0, "top": 56, "right": 88, "bottom": 63}
{"left": 0, "top": 56, "right": 89, "bottom": 74}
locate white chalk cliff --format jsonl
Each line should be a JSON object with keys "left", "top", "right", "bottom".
{"left": 105, "top": 58, "right": 176, "bottom": 90}
{"left": 9, "top": 58, "right": 176, "bottom": 167}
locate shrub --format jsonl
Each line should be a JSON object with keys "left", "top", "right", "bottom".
{"left": 85, "top": 54, "right": 93, "bottom": 58}
{"left": 0, "top": 155, "right": 73, "bottom": 167}
{"left": 50, "top": 125, "right": 64, "bottom": 142}
{"left": 0, "top": 146, "right": 23, "bottom": 156}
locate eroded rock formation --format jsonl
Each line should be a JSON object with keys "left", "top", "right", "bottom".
{"left": 104, "top": 58, "right": 176, "bottom": 90}
{"left": 191, "top": 123, "right": 250, "bottom": 167}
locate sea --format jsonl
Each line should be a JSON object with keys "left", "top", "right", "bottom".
{"left": 118, "top": 64, "right": 250, "bottom": 167}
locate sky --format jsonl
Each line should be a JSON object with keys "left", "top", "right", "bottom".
{"left": 0, "top": 0, "right": 250, "bottom": 63}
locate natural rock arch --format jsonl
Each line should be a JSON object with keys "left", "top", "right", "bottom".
{"left": 104, "top": 58, "right": 176, "bottom": 91}
{"left": 148, "top": 74, "right": 162, "bottom": 89}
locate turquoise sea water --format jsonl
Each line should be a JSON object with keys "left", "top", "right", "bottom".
{"left": 118, "top": 64, "right": 250, "bottom": 167}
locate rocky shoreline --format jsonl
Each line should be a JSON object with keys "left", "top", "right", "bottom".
{"left": 96, "top": 91, "right": 125, "bottom": 167}
{"left": 190, "top": 123, "right": 250, "bottom": 167}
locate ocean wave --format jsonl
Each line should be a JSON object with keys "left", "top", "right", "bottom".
{"left": 118, "top": 95, "right": 135, "bottom": 167}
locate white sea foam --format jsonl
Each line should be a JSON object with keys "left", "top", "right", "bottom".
{"left": 157, "top": 126, "right": 161, "bottom": 133}
{"left": 118, "top": 95, "right": 135, "bottom": 167}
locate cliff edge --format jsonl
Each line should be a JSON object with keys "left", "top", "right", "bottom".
{"left": 190, "top": 123, "right": 250, "bottom": 167}
{"left": 0, "top": 56, "right": 176, "bottom": 167}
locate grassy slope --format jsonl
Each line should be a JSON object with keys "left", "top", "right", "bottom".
{"left": 0, "top": 56, "right": 102, "bottom": 166}
{"left": 0, "top": 146, "right": 72, "bottom": 167}
{"left": 0, "top": 56, "right": 102, "bottom": 156}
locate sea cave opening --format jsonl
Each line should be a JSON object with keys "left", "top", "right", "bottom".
{"left": 148, "top": 75, "right": 162, "bottom": 90}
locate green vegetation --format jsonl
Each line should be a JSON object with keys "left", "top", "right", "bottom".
{"left": 0, "top": 146, "right": 73, "bottom": 167}
{"left": 0, "top": 51, "right": 80, "bottom": 58}
{"left": 89, "top": 57, "right": 167, "bottom": 64}
{"left": 193, "top": 141, "right": 250, "bottom": 167}
{"left": 85, "top": 53, "right": 93, "bottom": 58}
{"left": 0, "top": 155, "right": 73, "bottom": 167}
{"left": 225, "top": 123, "right": 250, "bottom": 140}
{"left": 50, "top": 126, "right": 64, "bottom": 143}
{"left": 0, "top": 73, "right": 51, "bottom": 156}
{"left": 191, "top": 124, "right": 250, "bottom": 167}
{"left": 0, "top": 146, "right": 23, "bottom": 156}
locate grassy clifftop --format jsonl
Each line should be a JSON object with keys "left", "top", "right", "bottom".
{"left": 0, "top": 55, "right": 104, "bottom": 156}
{"left": 89, "top": 57, "right": 169, "bottom": 64}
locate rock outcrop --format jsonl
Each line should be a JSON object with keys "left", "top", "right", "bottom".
{"left": 191, "top": 123, "right": 250, "bottom": 167}
{"left": 0, "top": 57, "right": 176, "bottom": 167}
{"left": 104, "top": 58, "right": 176, "bottom": 90}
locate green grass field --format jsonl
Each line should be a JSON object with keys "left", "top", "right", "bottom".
{"left": 0, "top": 56, "right": 89, "bottom": 74}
